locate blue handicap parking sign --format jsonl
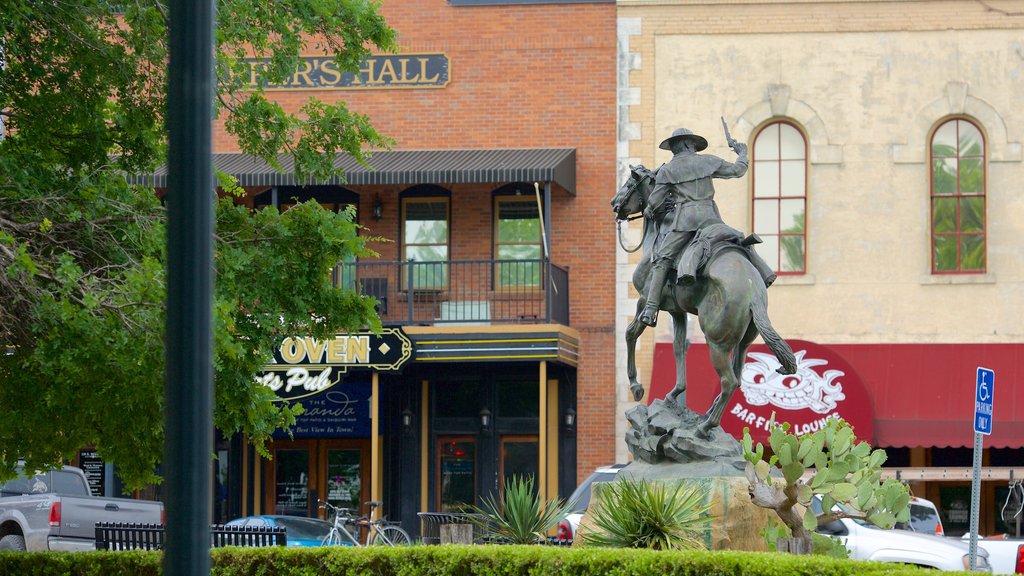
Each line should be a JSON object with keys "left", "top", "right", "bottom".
{"left": 974, "top": 367, "right": 995, "bottom": 435}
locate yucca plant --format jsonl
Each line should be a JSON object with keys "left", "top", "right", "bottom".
{"left": 470, "top": 474, "right": 574, "bottom": 544}
{"left": 582, "top": 479, "right": 712, "bottom": 550}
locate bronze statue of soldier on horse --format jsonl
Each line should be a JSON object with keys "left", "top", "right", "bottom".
{"left": 611, "top": 119, "right": 797, "bottom": 447}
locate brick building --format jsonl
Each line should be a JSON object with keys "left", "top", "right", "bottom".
{"left": 139, "top": 0, "right": 619, "bottom": 535}
{"left": 615, "top": 0, "right": 1024, "bottom": 536}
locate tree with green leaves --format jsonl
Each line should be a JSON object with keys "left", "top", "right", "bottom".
{"left": 0, "top": 0, "right": 395, "bottom": 488}
{"left": 742, "top": 418, "right": 911, "bottom": 553}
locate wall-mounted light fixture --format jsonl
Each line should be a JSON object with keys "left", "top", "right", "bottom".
{"left": 564, "top": 407, "right": 576, "bottom": 433}
{"left": 372, "top": 194, "right": 383, "bottom": 221}
{"left": 401, "top": 407, "right": 414, "bottom": 436}
{"left": 479, "top": 407, "right": 492, "bottom": 433}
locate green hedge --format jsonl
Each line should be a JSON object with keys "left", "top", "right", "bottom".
{"left": 0, "top": 545, "right": 956, "bottom": 576}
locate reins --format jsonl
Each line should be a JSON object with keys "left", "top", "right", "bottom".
{"left": 617, "top": 216, "right": 646, "bottom": 253}
{"left": 615, "top": 173, "right": 650, "bottom": 254}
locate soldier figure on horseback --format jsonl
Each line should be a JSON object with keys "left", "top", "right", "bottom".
{"left": 638, "top": 126, "right": 777, "bottom": 327}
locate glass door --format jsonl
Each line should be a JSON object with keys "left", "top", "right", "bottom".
{"left": 266, "top": 439, "right": 369, "bottom": 517}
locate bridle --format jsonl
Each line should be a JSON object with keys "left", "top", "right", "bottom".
{"left": 615, "top": 173, "right": 649, "bottom": 254}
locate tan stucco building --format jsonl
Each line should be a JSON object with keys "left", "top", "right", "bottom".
{"left": 615, "top": 0, "right": 1024, "bottom": 536}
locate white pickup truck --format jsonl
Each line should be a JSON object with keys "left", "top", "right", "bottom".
{"left": 817, "top": 516, "right": 992, "bottom": 572}
{"left": 0, "top": 465, "right": 163, "bottom": 551}
{"left": 963, "top": 535, "right": 1024, "bottom": 575}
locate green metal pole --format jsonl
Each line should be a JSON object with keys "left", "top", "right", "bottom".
{"left": 165, "top": 0, "right": 214, "bottom": 573}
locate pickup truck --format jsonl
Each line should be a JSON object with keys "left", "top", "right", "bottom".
{"left": 963, "top": 534, "right": 1024, "bottom": 575}
{"left": 817, "top": 516, "right": 992, "bottom": 572}
{"left": 0, "top": 465, "right": 163, "bottom": 551}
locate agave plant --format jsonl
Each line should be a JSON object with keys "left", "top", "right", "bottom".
{"left": 470, "top": 474, "right": 574, "bottom": 544}
{"left": 582, "top": 478, "right": 712, "bottom": 550}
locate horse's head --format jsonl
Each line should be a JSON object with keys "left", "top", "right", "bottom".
{"left": 611, "top": 165, "right": 652, "bottom": 221}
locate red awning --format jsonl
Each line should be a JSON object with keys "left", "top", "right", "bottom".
{"left": 650, "top": 341, "right": 1024, "bottom": 448}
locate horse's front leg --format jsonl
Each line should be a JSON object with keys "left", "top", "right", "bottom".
{"left": 626, "top": 298, "right": 648, "bottom": 402}
{"left": 665, "top": 311, "right": 689, "bottom": 409}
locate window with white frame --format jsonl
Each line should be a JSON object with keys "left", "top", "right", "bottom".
{"left": 751, "top": 121, "right": 807, "bottom": 274}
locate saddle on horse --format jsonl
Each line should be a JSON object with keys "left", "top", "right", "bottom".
{"left": 677, "top": 223, "right": 777, "bottom": 288}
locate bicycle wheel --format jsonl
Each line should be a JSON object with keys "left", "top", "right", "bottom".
{"left": 369, "top": 525, "right": 412, "bottom": 546}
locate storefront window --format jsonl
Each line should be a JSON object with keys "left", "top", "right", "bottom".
{"left": 496, "top": 380, "right": 539, "bottom": 418}
{"left": 274, "top": 449, "right": 310, "bottom": 517}
{"left": 437, "top": 437, "right": 476, "bottom": 512}
{"left": 326, "top": 449, "right": 361, "bottom": 512}
{"left": 939, "top": 485, "right": 972, "bottom": 537}
{"left": 500, "top": 436, "right": 539, "bottom": 493}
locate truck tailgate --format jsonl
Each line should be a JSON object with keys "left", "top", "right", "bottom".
{"left": 54, "top": 495, "right": 162, "bottom": 541}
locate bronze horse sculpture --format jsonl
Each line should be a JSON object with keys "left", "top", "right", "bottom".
{"left": 612, "top": 166, "right": 798, "bottom": 437}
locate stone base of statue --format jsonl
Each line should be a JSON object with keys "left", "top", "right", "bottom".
{"left": 574, "top": 463, "right": 775, "bottom": 551}
{"left": 624, "top": 397, "right": 746, "bottom": 471}
{"left": 571, "top": 399, "right": 776, "bottom": 551}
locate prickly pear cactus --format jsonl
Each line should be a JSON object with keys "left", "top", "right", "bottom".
{"left": 741, "top": 417, "right": 911, "bottom": 552}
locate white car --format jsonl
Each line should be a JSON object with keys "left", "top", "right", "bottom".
{"left": 894, "top": 496, "right": 945, "bottom": 536}
{"left": 556, "top": 464, "right": 627, "bottom": 542}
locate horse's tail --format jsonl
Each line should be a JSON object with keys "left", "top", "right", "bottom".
{"left": 750, "top": 284, "right": 797, "bottom": 374}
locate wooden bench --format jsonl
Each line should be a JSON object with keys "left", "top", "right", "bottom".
{"left": 94, "top": 522, "right": 287, "bottom": 550}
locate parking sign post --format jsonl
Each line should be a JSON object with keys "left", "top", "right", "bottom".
{"left": 969, "top": 367, "right": 995, "bottom": 571}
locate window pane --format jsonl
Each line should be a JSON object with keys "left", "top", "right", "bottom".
{"left": 780, "top": 236, "right": 805, "bottom": 272}
{"left": 406, "top": 245, "right": 448, "bottom": 263}
{"left": 958, "top": 158, "right": 983, "bottom": 194}
{"left": 502, "top": 440, "right": 539, "bottom": 493}
{"left": 932, "top": 120, "right": 958, "bottom": 156}
{"left": 497, "top": 381, "right": 539, "bottom": 418}
{"left": 780, "top": 160, "right": 805, "bottom": 196}
{"left": 498, "top": 245, "right": 541, "bottom": 260}
{"left": 439, "top": 440, "right": 475, "bottom": 512}
{"left": 498, "top": 201, "right": 540, "bottom": 243}
{"left": 755, "top": 123, "right": 780, "bottom": 159}
{"left": 779, "top": 199, "right": 805, "bottom": 234}
{"left": 753, "top": 199, "right": 779, "bottom": 235}
{"left": 932, "top": 198, "right": 956, "bottom": 234}
{"left": 779, "top": 124, "right": 805, "bottom": 160}
{"left": 932, "top": 159, "right": 957, "bottom": 195}
{"left": 405, "top": 219, "right": 447, "bottom": 244}
{"left": 498, "top": 261, "right": 540, "bottom": 287}
{"left": 958, "top": 120, "right": 983, "bottom": 156}
{"left": 960, "top": 235, "right": 985, "bottom": 271}
{"left": 933, "top": 235, "right": 958, "bottom": 272}
{"left": 960, "top": 197, "right": 984, "bottom": 233}
{"left": 274, "top": 449, "right": 309, "bottom": 517}
{"left": 326, "top": 449, "right": 361, "bottom": 512}
{"left": 410, "top": 260, "right": 448, "bottom": 290}
{"left": 753, "top": 161, "right": 779, "bottom": 197}
{"left": 435, "top": 381, "right": 480, "bottom": 418}
{"left": 754, "top": 235, "right": 779, "bottom": 270}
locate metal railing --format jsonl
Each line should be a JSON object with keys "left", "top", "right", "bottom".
{"left": 335, "top": 259, "right": 570, "bottom": 326}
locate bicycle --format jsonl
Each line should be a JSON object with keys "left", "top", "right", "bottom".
{"left": 319, "top": 499, "right": 412, "bottom": 546}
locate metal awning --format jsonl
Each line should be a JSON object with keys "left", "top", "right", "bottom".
{"left": 129, "top": 148, "right": 577, "bottom": 195}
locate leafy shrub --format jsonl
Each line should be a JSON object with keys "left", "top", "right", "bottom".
{"left": 582, "top": 479, "right": 712, "bottom": 550}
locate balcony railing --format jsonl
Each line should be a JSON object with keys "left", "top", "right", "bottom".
{"left": 334, "top": 259, "right": 570, "bottom": 326}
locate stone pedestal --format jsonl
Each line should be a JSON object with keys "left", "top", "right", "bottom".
{"left": 575, "top": 464, "right": 774, "bottom": 552}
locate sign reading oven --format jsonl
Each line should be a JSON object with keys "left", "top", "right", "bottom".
{"left": 258, "top": 328, "right": 413, "bottom": 402}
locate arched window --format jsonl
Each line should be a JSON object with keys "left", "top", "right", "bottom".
{"left": 751, "top": 121, "right": 807, "bottom": 274}
{"left": 930, "top": 118, "right": 986, "bottom": 273}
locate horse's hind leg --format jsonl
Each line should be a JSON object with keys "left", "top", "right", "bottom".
{"left": 626, "top": 298, "right": 648, "bottom": 402}
{"left": 665, "top": 311, "right": 689, "bottom": 409}
{"left": 699, "top": 341, "right": 741, "bottom": 438}
{"left": 732, "top": 321, "right": 759, "bottom": 383}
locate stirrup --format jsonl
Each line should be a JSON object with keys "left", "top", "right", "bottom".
{"left": 639, "top": 305, "right": 659, "bottom": 327}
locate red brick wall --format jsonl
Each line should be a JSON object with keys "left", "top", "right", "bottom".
{"left": 214, "top": 0, "right": 617, "bottom": 484}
